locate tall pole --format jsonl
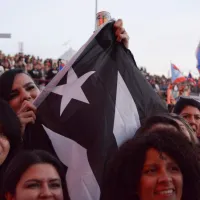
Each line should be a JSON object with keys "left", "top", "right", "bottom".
{"left": 95, "top": 0, "right": 98, "bottom": 30}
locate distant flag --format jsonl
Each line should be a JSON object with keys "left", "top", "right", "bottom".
{"left": 188, "top": 72, "right": 192, "bottom": 79}
{"left": 171, "top": 63, "right": 186, "bottom": 83}
{"left": 25, "top": 21, "right": 167, "bottom": 200}
{"left": 196, "top": 41, "right": 200, "bottom": 73}
{"left": 59, "top": 63, "right": 65, "bottom": 71}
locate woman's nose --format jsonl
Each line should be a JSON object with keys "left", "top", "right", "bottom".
{"left": 157, "top": 170, "right": 172, "bottom": 184}
{"left": 39, "top": 184, "right": 53, "bottom": 198}
{"left": 21, "top": 90, "right": 31, "bottom": 102}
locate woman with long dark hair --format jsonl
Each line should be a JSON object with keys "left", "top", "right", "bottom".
{"left": 0, "top": 19, "right": 129, "bottom": 136}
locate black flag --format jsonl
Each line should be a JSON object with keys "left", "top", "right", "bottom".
{"left": 25, "top": 21, "right": 167, "bottom": 200}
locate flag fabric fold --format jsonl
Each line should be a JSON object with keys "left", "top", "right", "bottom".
{"left": 24, "top": 20, "right": 167, "bottom": 200}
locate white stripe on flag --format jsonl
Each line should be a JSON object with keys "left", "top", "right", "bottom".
{"left": 42, "top": 125, "right": 100, "bottom": 200}
{"left": 113, "top": 72, "right": 141, "bottom": 147}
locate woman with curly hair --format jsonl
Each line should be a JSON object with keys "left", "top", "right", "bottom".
{"left": 102, "top": 129, "right": 200, "bottom": 200}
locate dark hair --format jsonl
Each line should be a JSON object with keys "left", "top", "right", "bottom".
{"left": 0, "top": 69, "right": 31, "bottom": 101}
{"left": 173, "top": 97, "right": 200, "bottom": 114}
{"left": 0, "top": 99, "right": 22, "bottom": 190}
{"left": 0, "top": 98, "right": 21, "bottom": 145}
{"left": 170, "top": 113, "right": 199, "bottom": 144}
{"left": 101, "top": 130, "right": 200, "bottom": 200}
{"left": 1, "top": 150, "right": 69, "bottom": 200}
{"left": 135, "top": 113, "right": 182, "bottom": 137}
{"left": 135, "top": 113, "right": 198, "bottom": 144}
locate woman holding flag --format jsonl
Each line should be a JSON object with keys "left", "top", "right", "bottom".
{"left": 0, "top": 19, "right": 129, "bottom": 135}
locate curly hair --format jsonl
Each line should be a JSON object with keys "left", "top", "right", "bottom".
{"left": 101, "top": 130, "right": 200, "bottom": 200}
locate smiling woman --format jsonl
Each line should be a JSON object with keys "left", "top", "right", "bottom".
{"left": 101, "top": 130, "right": 200, "bottom": 200}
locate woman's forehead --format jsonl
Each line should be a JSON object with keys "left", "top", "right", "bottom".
{"left": 13, "top": 73, "right": 33, "bottom": 88}
{"left": 145, "top": 148, "right": 174, "bottom": 163}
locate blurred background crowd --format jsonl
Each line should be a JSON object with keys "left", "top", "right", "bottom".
{"left": 1, "top": 50, "right": 200, "bottom": 106}
{"left": 139, "top": 67, "right": 200, "bottom": 105}
{"left": 0, "top": 50, "right": 65, "bottom": 89}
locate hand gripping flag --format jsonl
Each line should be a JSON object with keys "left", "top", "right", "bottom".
{"left": 171, "top": 63, "right": 186, "bottom": 83}
{"left": 24, "top": 20, "right": 167, "bottom": 200}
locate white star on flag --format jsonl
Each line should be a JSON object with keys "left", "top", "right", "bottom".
{"left": 52, "top": 68, "right": 95, "bottom": 116}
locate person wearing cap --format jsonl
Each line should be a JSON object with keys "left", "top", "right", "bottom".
{"left": 173, "top": 97, "right": 200, "bottom": 138}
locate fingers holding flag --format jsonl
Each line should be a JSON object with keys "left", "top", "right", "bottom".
{"left": 114, "top": 19, "right": 129, "bottom": 49}
{"left": 17, "top": 100, "right": 37, "bottom": 134}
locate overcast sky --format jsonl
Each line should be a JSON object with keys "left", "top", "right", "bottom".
{"left": 0, "top": 0, "right": 200, "bottom": 76}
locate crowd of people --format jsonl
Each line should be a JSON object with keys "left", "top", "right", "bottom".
{"left": 0, "top": 50, "right": 199, "bottom": 106}
{"left": 0, "top": 50, "right": 64, "bottom": 89}
{"left": 1, "top": 19, "right": 200, "bottom": 200}
{"left": 139, "top": 67, "right": 200, "bottom": 107}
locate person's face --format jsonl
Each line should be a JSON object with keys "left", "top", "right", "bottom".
{"left": 8, "top": 163, "right": 63, "bottom": 200}
{"left": 179, "top": 106, "right": 200, "bottom": 134}
{"left": 0, "top": 125, "right": 10, "bottom": 165}
{"left": 9, "top": 73, "right": 40, "bottom": 113}
{"left": 27, "top": 64, "right": 33, "bottom": 71}
{"left": 4, "top": 62, "right": 9, "bottom": 68}
{"left": 139, "top": 148, "right": 183, "bottom": 200}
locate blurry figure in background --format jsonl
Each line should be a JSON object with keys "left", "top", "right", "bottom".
{"left": 15, "top": 56, "right": 26, "bottom": 70}
{"left": 0, "top": 66, "right": 4, "bottom": 76}
{"left": 25, "top": 63, "right": 33, "bottom": 74}
{"left": 46, "top": 62, "right": 58, "bottom": 84}
{"left": 29, "top": 63, "right": 42, "bottom": 86}
{"left": 167, "top": 83, "right": 176, "bottom": 105}
{"left": 172, "top": 84, "right": 179, "bottom": 99}
{"left": 0, "top": 51, "right": 3, "bottom": 63}
{"left": 38, "top": 63, "right": 46, "bottom": 90}
{"left": 182, "top": 84, "right": 191, "bottom": 96}
{"left": 58, "top": 59, "right": 65, "bottom": 71}
{"left": 154, "top": 80, "right": 160, "bottom": 93}
{"left": 96, "top": 11, "right": 111, "bottom": 30}
{"left": 3, "top": 60, "right": 11, "bottom": 72}
{"left": 9, "top": 57, "right": 15, "bottom": 68}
